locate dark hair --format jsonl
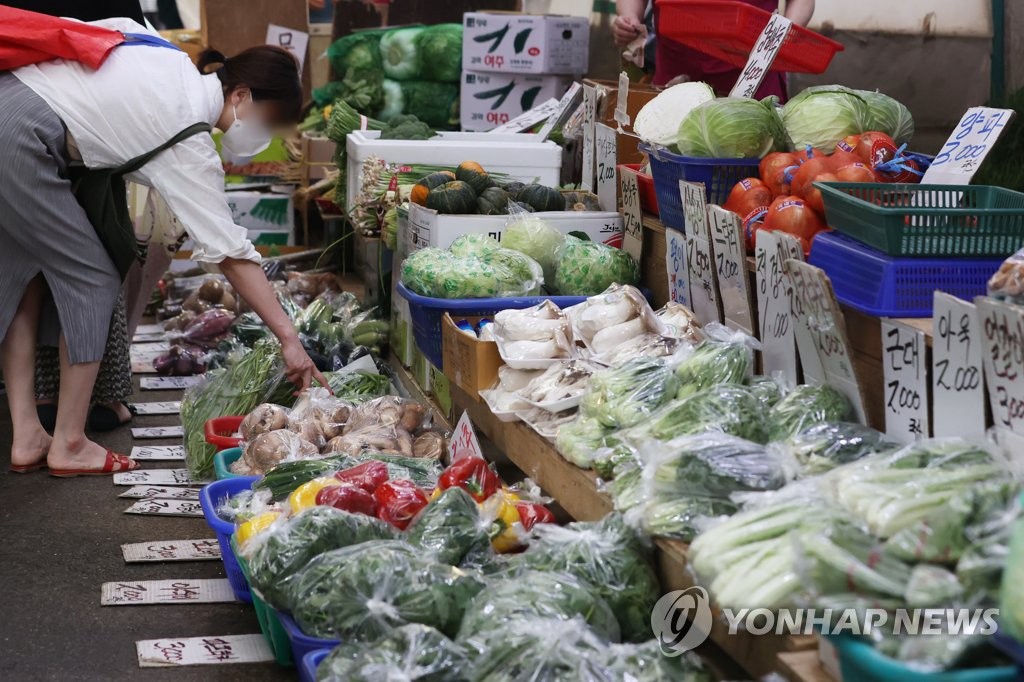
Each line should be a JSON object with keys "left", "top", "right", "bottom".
{"left": 197, "top": 46, "right": 302, "bottom": 123}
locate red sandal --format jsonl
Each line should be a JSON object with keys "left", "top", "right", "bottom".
{"left": 9, "top": 461, "right": 46, "bottom": 474}
{"left": 49, "top": 450, "right": 138, "bottom": 478}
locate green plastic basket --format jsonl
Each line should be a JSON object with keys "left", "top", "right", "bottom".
{"left": 233, "top": 538, "right": 294, "bottom": 667}
{"left": 816, "top": 182, "right": 1024, "bottom": 257}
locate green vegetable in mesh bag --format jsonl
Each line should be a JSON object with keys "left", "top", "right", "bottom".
{"left": 457, "top": 570, "right": 621, "bottom": 642}
{"left": 767, "top": 384, "right": 853, "bottom": 442}
{"left": 317, "top": 624, "right": 469, "bottom": 682}
{"left": 580, "top": 357, "right": 679, "bottom": 430}
{"left": 677, "top": 96, "right": 789, "bottom": 158}
{"left": 502, "top": 214, "right": 565, "bottom": 284}
{"left": 554, "top": 235, "right": 639, "bottom": 296}
{"left": 415, "top": 24, "right": 463, "bottom": 83}
{"left": 449, "top": 233, "right": 500, "bottom": 259}
{"left": 513, "top": 513, "right": 660, "bottom": 641}
{"left": 674, "top": 339, "right": 752, "bottom": 399}
{"left": 782, "top": 421, "right": 893, "bottom": 475}
{"left": 379, "top": 27, "right": 423, "bottom": 81}
{"left": 400, "top": 81, "right": 460, "bottom": 129}
{"left": 246, "top": 507, "right": 395, "bottom": 609}
{"left": 406, "top": 488, "right": 490, "bottom": 566}
{"left": 286, "top": 540, "right": 485, "bottom": 640}
{"left": 555, "top": 417, "right": 611, "bottom": 469}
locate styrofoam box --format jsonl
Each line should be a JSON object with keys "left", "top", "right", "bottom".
{"left": 460, "top": 71, "right": 571, "bottom": 132}
{"left": 462, "top": 12, "right": 589, "bottom": 75}
{"left": 408, "top": 203, "right": 624, "bottom": 251}
{"left": 225, "top": 191, "right": 295, "bottom": 232}
{"left": 345, "top": 130, "right": 562, "bottom": 211}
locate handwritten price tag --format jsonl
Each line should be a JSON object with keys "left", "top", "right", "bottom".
{"left": 755, "top": 231, "right": 798, "bottom": 384}
{"left": 114, "top": 469, "right": 195, "bottom": 486}
{"left": 130, "top": 445, "right": 185, "bottom": 461}
{"left": 881, "top": 320, "right": 930, "bottom": 443}
{"left": 581, "top": 84, "right": 597, "bottom": 192}
{"left": 131, "top": 426, "right": 184, "bottom": 440}
{"left": 619, "top": 168, "right": 644, "bottom": 262}
{"left": 118, "top": 486, "right": 200, "bottom": 500}
{"left": 132, "top": 402, "right": 181, "bottom": 416}
{"left": 923, "top": 107, "right": 1015, "bottom": 184}
{"left": 709, "top": 206, "right": 754, "bottom": 335}
{"left": 681, "top": 181, "right": 710, "bottom": 240}
{"left": 124, "top": 498, "right": 204, "bottom": 517}
{"left": 665, "top": 228, "right": 691, "bottom": 308}
{"left": 136, "top": 634, "right": 273, "bottom": 667}
{"left": 595, "top": 123, "right": 618, "bottom": 213}
{"left": 976, "top": 296, "right": 1024, "bottom": 435}
{"left": 932, "top": 293, "right": 985, "bottom": 438}
{"left": 132, "top": 332, "right": 167, "bottom": 343}
{"left": 102, "top": 579, "right": 235, "bottom": 605}
{"left": 135, "top": 324, "right": 165, "bottom": 335}
{"left": 140, "top": 376, "right": 203, "bottom": 390}
{"left": 121, "top": 539, "right": 221, "bottom": 563}
{"left": 730, "top": 13, "right": 792, "bottom": 98}
{"left": 615, "top": 71, "right": 631, "bottom": 127}
{"left": 449, "top": 411, "right": 484, "bottom": 461}
{"left": 681, "top": 181, "right": 721, "bottom": 324}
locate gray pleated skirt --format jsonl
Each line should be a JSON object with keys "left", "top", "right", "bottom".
{"left": 0, "top": 72, "right": 119, "bottom": 364}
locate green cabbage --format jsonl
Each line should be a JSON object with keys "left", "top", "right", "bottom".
{"left": 416, "top": 24, "right": 463, "bottom": 83}
{"left": 502, "top": 215, "right": 565, "bottom": 284}
{"left": 857, "top": 89, "right": 915, "bottom": 145}
{"left": 782, "top": 85, "right": 871, "bottom": 150}
{"left": 449, "top": 233, "right": 500, "bottom": 259}
{"left": 399, "top": 81, "right": 460, "bottom": 129}
{"left": 554, "top": 236, "right": 639, "bottom": 295}
{"left": 676, "top": 96, "right": 788, "bottom": 158}
{"left": 401, "top": 247, "right": 541, "bottom": 299}
{"left": 380, "top": 27, "right": 423, "bottom": 81}
{"left": 327, "top": 30, "right": 385, "bottom": 73}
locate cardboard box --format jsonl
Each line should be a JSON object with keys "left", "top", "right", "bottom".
{"left": 460, "top": 71, "right": 571, "bottom": 132}
{"left": 462, "top": 12, "right": 589, "bottom": 75}
{"left": 225, "top": 191, "right": 295, "bottom": 233}
{"left": 408, "top": 203, "right": 624, "bottom": 251}
{"left": 442, "top": 314, "right": 503, "bottom": 402}
{"left": 301, "top": 133, "right": 337, "bottom": 185}
{"left": 391, "top": 205, "right": 415, "bottom": 367}
{"left": 583, "top": 78, "right": 663, "bottom": 166}
{"left": 412, "top": 346, "right": 432, "bottom": 394}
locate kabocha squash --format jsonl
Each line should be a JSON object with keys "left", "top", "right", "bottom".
{"left": 501, "top": 181, "right": 526, "bottom": 198}
{"left": 477, "top": 187, "right": 510, "bottom": 215}
{"left": 517, "top": 184, "right": 564, "bottom": 212}
{"left": 411, "top": 171, "right": 455, "bottom": 206}
{"left": 426, "top": 180, "right": 477, "bottom": 214}
{"left": 455, "top": 161, "right": 491, "bottom": 193}
{"left": 562, "top": 190, "right": 602, "bottom": 212}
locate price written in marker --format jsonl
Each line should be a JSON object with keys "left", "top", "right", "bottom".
{"left": 619, "top": 168, "right": 644, "bottom": 262}
{"left": 132, "top": 401, "right": 182, "bottom": 416}
{"left": 102, "top": 578, "right": 235, "bottom": 605}
{"left": 924, "top": 107, "right": 1016, "bottom": 184}
{"left": 595, "top": 123, "right": 618, "bottom": 213}
{"left": 729, "top": 13, "right": 792, "bottom": 98}
{"left": 114, "top": 469, "right": 194, "bottom": 486}
{"left": 132, "top": 426, "right": 184, "bottom": 440}
{"left": 118, "top": 485, "right": 200, "bottom": 500}
{"left": 976, "top": 297, "right": 1024, "bottom": 435}
{"left": 709, "top": 206, "right": 755, "bottom": 335}
{"left": 881, "top": 320, "right": 930, "bottom": 443}
{"left": 680, "top": 181, "right": 721, "bottom": 324}
{"left": 580, "top": 85, "right": 597, "bottom": 191}
{"left": 136, "top": 634, "right": 273, "bottom": 667}
{"left": 130, "top": 445, "right": 185, "bottom": 461}
{"left": 132, "top": 332, "right": 167, "bottom": 343}
{"left": 932, "top": 293, "right": 985, "bottom": 438}
{"left": 140, "top": 376, "right": 203, "bottom": 390}
{"left": 124, "top": 498, "right": 204, "bottom": 517}
{"left": 121, "top": 539, "right": 221, "bottom": 563}
{"left": 449, "top": 411, "right": 484, "bottom": 461}
{"left": 755, "top": 231, "right": 798, "bottom": 385}
{"left": 665, "top": 228, "right": 691, "bottom": 308}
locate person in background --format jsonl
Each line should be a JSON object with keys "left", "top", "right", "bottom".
{"left": 614, "top": 0, "right": 815, "bottom": 100}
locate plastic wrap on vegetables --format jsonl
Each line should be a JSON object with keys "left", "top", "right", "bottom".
{"left": 779, "top": 421, "right": 893, "bottom": 475}
{"left": 594, "top": 333, "right": 693, "bottom": 367}
{"left": 580, "top": 358, "right": 679, "bottom": 430}
{"left": 457, "top": 570, "right": 621, "bottom": 642}
{"left": 323, "top": 369, "right": 392, "bottom": 404}
{"left": 502, "top": 211, "right": 565, "bottom": 283}
{"left": 567, "top": 284, "right": 664, "bottom": 355}
{"left": 316, "top": 624, "right": 470, "bottom": 682}
{"left": 767, "top": 384, "right": 854, "bottom": 442}
{"left": 555, "top": 417, "right": 611, "bottom": 469}
{"left": 285, "top": 540, "right": 485, "bottom": 640}
{"left": 253, "top": 455, "right": 357, "bottom": 500}
{"left": 240, "top": 403, "right": 291, "bottom": 441}
{"left": 491, "top": 302, "right": 573, "bottom": 368}
{"left": 516, "top": 359, "right": 595, "bottom": 410}
{"left": 325, "top": 424, "right": 416, "bottom": 457}
{"left": 988, "top": 248, "right": 1024, "bottom": 305}
{"left": 674, "top": 325, "right": 756, "bottom": 398}
{"left": 554, "top": 235, "right": 640, "bottom": 296}
{"left": 244, "top": 506, "right": 395, "bottom": 609}
{"left": 746, "top": 376, "right": 785, "bottom": 410}
{"left": 599, "top": 640, "right": 713, "bottom": 682}
{"left": 654, "top": 301, "right": 703, "bottom": 344}
{"left": 518, "top": 406, "right": 579, "bottom": 441}
{"left": 345, "top": 395, "right": 428, "bottom": 433}
{"left": 233, "top": 429, "right": 321, "bottom": 476}
{"left": 512, "top": 513, "right": 659, "bottom": 642}
{"left": 406, "top": 488, "right": 490, "bottom": 566}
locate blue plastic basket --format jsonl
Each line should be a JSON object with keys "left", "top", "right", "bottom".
{"left": 301, "top": 649, "right": 331, "bottom": 682}
{"left": 199, "top": 476, "right": 259, "bottom": 603}
{"left": 641, "top": 142, "right": 760, "bottom": 231}
{"left": 278, "top": 611, "right": 341, "bottom": 667}
{"left": 214, "top": 447, "right": 243, "bottom": 480}
{"left": 828, "top": 635, "right": 1016, "bottom": 682}
{"left": 396, "top": 281, "right": 586, "bottom": 368}
{"left": 808, "top": 231, "right": 1002, "bottom": 317}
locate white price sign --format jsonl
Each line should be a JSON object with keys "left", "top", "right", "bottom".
{"left": 785, "top": 260, "right": 866, "bottom": 422}
{"left": 595, "top": 123, "right": 618, "bottom": 213}
{"left": 729, "top": 13, "right": 792, "bottom": 98}
{"left": 709, "top": 206, "right": 755, "bottom": 335}
{"left": 140, "top": 376, "right": 203, "bottom": 390}
{"left": 121, "top": 539, "right": 221, "bottom": 563}
{"left": 130, "top": 445, "right": 185, "bottom": 461}
{"left": 681, "top": 181, "right": 710, "bottom": 240}
{"left": 136, "top": 634, "right": 273, "bottom": 667}
{"left": 266, "top": 24, "right": 309, "bottom": 72}
{"left": 102, "top": 579, "right": 235, "bottom": 605}
{"left": 681, "top": 181, "right": 721, "bottom": 324}
{"left": 580, "top": 84, "right": 597, "bottom": 191}
{"left": 881, "top": 320, "right": 931, "bottom": 443}
{"left": 923, "top": 107, "right": 1015, "bottom": 185}
{"left": 118, "top": 485, "right": 200, "bottom": 500}
{"left": 449, "top": 411, "right": 484, "bottom": 461}
{"left": 932, "top": 293, "right": 985, "bottom": 438}
{"left": 489, "top": 98, "right": 560, "bottom": 133}
{"left": 114, "top": 469, "right": 195, "bottom": 486}
{"left": 132, "top": 332, "right": 167, "bottom": 343}
{"left": 615, "top": 71, "right": 631, "bottom": 127}
{"left": 131, "top": 426, "right": 184, "bottom": 440}
{"left": 131, "top": 341, "right": 170, "bottom": 353}
{"left": 124, "top": 498, "right": 204, "bottom": 517}
{"left": 135, "top": 324, "right": 165, "bottom": 335}
{"left": 665, "top": 228, "right": 691, "bottom": 308}
{"left": 755, "top": 231, "right": 798, "bottom": 385}
{"left": 132, "top": 402, "right": 181, "bottom": 416}
{"left": 977, "top": 296, "right": 1024, "bottom": 435}
{"left": 619, "top": 167, "right": 644, "bottom": 262}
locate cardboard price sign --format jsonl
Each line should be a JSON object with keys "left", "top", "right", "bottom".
{"left": 118, "top": 486, "right": 200, "bottom": 500}
{"left": 140, "top": 376, "right": 203, "bottom": 390}
{"left": 136, "top": 635, "right": 274, "bottom": 667}
{"left": 614, "top": 71, "right": 631, "bottom": 127}
{"left": 976, "top": 297, "right": 1024, "bottom": 434}
{"left": 114, "top": 469, "right": 194, "bottom": 486}
{"left": 132, "top": 426, "right": 184, "bottom": 440}
{"left": 729, "top": 13, "right": 792, "bottom": 98}
{"left": 132, "top": 332, "right": 167, "bottom": 343}
{"left": 449, "top": 411, "right": 484, "bottom": 461}
{"left": 102, "top": 579, "right": 235, "bottom": 605}
{"left": 881, "top": 320, "right": 931, "bottom": 443}
{"left": 785, "top": 260, "right": 866, "bottom": 422}
{"left": 130, "top": 445, "right": 185, "bottom": 461}
{"left": 121, "top": 539, "right": 221, "bottom": 563}
{"left": 755, "top": 231, "right": 799, "bottom": 385}
{"left": 580, "top": 84, "right": 597, "bottom": 191}
{"left": 132, "top": 402, "right": 181, "bottom": 416}
{"left": 709, "top": 206, "right": 755, "bottom": 335}
{"left": 595, "top": 123, "right": 618, "bottom": 213}
{"left": 124, "top": 498, "right": 204, "bottom": 517}
{"left": 665, "top": 228, "right": 692, "bottom": 308}
{"left": 619, "top": 167, "right": 644, "bottom": 262}
{"left": 680, "top": 181, "right": 721, "bottom": 324}
{"left": 932, "top": 293, "right": 986, "bottom": 438}
{"left": 923, "top": 107, "right": 1015, "bottom": 184}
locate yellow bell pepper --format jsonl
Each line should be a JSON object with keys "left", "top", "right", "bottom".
{"left": 288, "top": 477, "right": 337, "bottom": 514}
{"left": 234, "top": 511, "right": 280, "bottom": 548}
{"left": 485, "top": 490, "right": 525, "bottom": 554}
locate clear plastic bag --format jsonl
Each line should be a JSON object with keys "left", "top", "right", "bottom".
{"left": 516, "top": 359, "right": 596, "bottom": 409}
{"left": 555, "top": 417, "right": 611, "bottom": 469}
{"left": 777, "top": 421, "right": 893, "bottom": 476}
{"left": 554, "top": 235, "right": 640, "bottom": 296}
{"left": 316, "top": 624, "right": 470, "bottom": 682}
{"left": 344, "top": 395, "right": 429, "bottom": 434}
{"left": 502, "top": 207, "right": 565, "bottom": 284}
{"left": 988, "top": 248, "right": 1024, "bottom": 305}
{"left": 674, "top": 324, "right": 758, "bottom": 398}
{"left": 325, "top": 424, "right": 416, "bottom": 457}
{"left": 491, "top": 302, "right": 574, "bottom": 367}
{"left": 400, "top": 247, "right": 543, "bottom": 299}
{"left": 405, "top": 488, "right": 490, "bottom": 566}
{"left": 235, "top": 429, "right": 322, "bottom": 476}
{"left": 239, "top": 403, "right": 291, "bottom": 441}
{"left": 767, "top": 384, "right": 854, "bottom": 442}
{"left": 580, "top": 357, "right": 679, "bottom": 430}
{"left": 567, "top": 284, "right": 664, "bottom": 355}
{"left": 654, "top": 301, "right": 703, "bottom": 343}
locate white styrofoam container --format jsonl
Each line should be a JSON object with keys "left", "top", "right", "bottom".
{"left": 345, "top": 130, "right": 562, "bottom": 211}
{"left": 460, "top": 71, "right": 571, "bottom": 132}
{"left": 407, "top": 203, "right": 624, "bottom": 251}
{"left": 462, "top": 12, "right": 590, "bottom": 74}
{"left": 224, "top": 191, "right": 295, "bottom": 232}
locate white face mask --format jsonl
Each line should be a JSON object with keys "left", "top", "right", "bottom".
{"left": 221, "top": 94, "right": 272, "bottom": 162}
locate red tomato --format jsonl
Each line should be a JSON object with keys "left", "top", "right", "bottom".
{"left": 515, "top": 502, "right": 555, "bottom": 531}
{"left": 316, "top": 483, "right": 378, "bottom": 516}
{"left": 334, "top": 460, "right": 389, "bottom": 493}
{"left": 374, "top": 479, "right": 429, "bottom": 530}
{"left": 834, "top": 162, "right": 877, "bottom": 184}
{"left": 802, "top": 171, "right": 837, "bottom": 215}
{"left": 790, "top": 156, "right": 833, "bottom": 200}
{"left": 759, "top": 152, "right": 799, "bottom": 196}
{"left": 725, "top": 178, "right": 773, "bottom": 217}
{"left": 764, "top": 196, "right": 825, "bottom": 252}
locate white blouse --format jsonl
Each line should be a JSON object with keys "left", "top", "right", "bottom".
{"left": 13, "top": 18, "right": 260, "bottom": 264}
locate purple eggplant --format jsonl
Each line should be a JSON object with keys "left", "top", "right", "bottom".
{"left": 182, "top": 309, "right": 235, "bottom": 346}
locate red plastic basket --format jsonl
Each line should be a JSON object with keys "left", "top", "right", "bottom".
{"left": 620, "top": 164, "right": 660, "bottom": 215}
{"left": 204, "top": 415, "right": 245, "bottom": 450}
{"left": 656, "top": 0, "right": 843, "bottom": 74}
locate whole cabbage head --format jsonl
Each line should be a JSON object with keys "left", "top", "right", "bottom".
{"left": 782, "top": 85, "right": 871, "bottom": 150}
{"left": 502, "top": 215, "right": 565, "bottom": 284}
{"left": 634, "top": 81, "right": 716, "bottom": 147}
{"left": 857, "top": 89, "right": 915, "bottom": 145}
{"left": 677, "top": 96, "right": 789, "bottom": 158}
{"left": 554, "top": 236, "right": 639, "bottom": 296}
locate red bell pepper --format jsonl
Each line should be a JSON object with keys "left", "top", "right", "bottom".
{"left": 334, "top": 460, "right": 389, "bottom": 493}
{"left": 374, "top": 479, "right": 429, "bottom": 530}
{"left": 515, "top": 502, "right": 555, "bottom": 531}
{"left": 315, "top": 483, "right": 377, "bottom": 516}
{"left": 437, "top": 456, "right": 500, "bottom": 503}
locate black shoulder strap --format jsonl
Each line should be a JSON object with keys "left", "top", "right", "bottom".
{"left": 115, "top": 122, "right": 212, "bottom": 175}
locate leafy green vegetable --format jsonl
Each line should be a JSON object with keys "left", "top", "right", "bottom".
{"left": 399, "top": 81, "right": 460, "bottom": 129}
{"left": 782, "top": 421, "right": 893, "bottom": 475}
{"left": 324, "top": 370, "right": 391, "bottom": 403}
{"left": 767, "top": 384, "right": 853, "bottom": 442}
{"left": 677, "top": 96, "right": 788, "bottom": 158}
{"left": 327, "top": 30, "right": 384, "bottom": 73}
{"left": 553, "top": 235, "right": 639, "bottom": 295}
{"left": 406, "top": 488, "right": 490, "bottom": 566}
{"left": 401, "top": 247, "right": 542, "bottom": 299}
{"left": 415, "top": 24, "right": 463, "bottom": 83}
{"left": 623, "top": 384, "right": 769, "bottom": 445}
{"left": 317, "top": 624, "right": 469, "bottom": 682}
{"left": 380, "top": 114, "right": 435, "bottom": 140}
{"left": 782, "top": 85, "right": 871, "bottom": 150}
{"left": 746, "top": 376, "right": 784, "bottom": 410}
{"left": 674, "top": 340, "right": 752, "bottom": 398}
{"left": 253, "top": 455, "right": 354, "bottom": 500}
{"left": 580, "top": 358, "right": 679, "bottom": 430}
{"left": 555, "top": 417, "right": 611, "bottom": 469}
{"left": 597, "top": 640, "right": 713, "bottom": 681}
{"left": 857, "top": 89, "right": 914, "bottom": 145}
{"left": 502, "top": 214, "right": 565, "bottom": 284}
{"left": 379, "top": 27, "right": 423, "bottom": 80}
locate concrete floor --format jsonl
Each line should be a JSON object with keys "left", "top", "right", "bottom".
{"left": 0, "top": 383, "right": 295, "bottom": 682}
